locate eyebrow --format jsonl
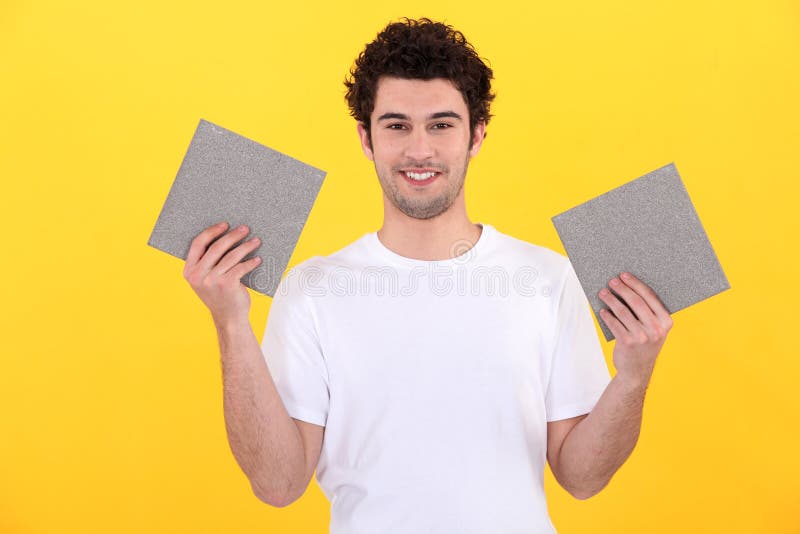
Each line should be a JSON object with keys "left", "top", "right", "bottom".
{"left": 376, "top": 111, "right": 464, "bottom": 122}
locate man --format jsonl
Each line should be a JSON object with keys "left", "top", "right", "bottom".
{"left": 183, "top": 18, "right": 673, "bottom": 533}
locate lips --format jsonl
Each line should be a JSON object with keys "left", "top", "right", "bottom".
{"left": 400, "top": 169, "right": 441, "bottom": 186}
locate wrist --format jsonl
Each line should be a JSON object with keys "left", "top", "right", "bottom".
{"left": 613, "top": 370, "right": 652, "bottom": 394}
{"left": 213, "top": 314, "right": 252, "bottom": 335}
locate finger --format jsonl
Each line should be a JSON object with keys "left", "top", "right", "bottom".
{"left": 227, "top": 255, "right": 263, "bottom": 283}
{"left": 607, "top": 276, "right": 657, "bottom": 327}
{"left": 186, "top": 221, "right": 228, "bottom": 268}
{"left": 214, "top": 236, "right": 261, "bottom": 275}
{"left": 619, "top": 272, "right": 672, "bottom": 325}
{"left": 198, "top": 224, "right": 252, "bottom": 273}
{"left": 598, "top": 287, "right": 639, "bottom": 334}
{"left": 598, "top": 308, "right": 627, "bottom": 340}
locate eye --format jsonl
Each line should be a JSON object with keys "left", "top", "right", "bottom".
{"left": 431, "top": 123, "right": 453, "bottom": 130}
{"left": 387, "top": 123, "right": 407, "bottom": 130}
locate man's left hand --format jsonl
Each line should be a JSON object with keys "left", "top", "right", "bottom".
{"left": 598, "top": 272, "right": 673, "bottom": 388}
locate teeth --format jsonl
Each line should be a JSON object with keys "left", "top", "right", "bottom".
{"left": 405, "top": 171, "right": 436, "bottom": 181}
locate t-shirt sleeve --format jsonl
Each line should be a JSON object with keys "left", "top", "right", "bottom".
{"left": 544, "top": 259, "right": 611, "bottom": 422}
{"left": 260, "top": 267, "right": 329, "bottom": 427}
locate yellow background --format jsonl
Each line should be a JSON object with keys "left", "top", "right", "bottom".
{"left": 2, "top": 0, "right": 798, "bottom": 532}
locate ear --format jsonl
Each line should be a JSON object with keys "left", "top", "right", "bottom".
{"left": 357, "top": 122, "right": 374, "bottom": 161}
{"left": 469, "top": 120, "right": 487, "bottom": 158}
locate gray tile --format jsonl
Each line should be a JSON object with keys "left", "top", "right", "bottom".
{"left": 552, "top": 163, "right": 729, "bottom": 341}
{"left": 148, "top": 118, "right": 326, "bottom": 297}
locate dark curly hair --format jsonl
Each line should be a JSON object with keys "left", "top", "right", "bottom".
{"left": 344, "top": 18, "right": 495, "bottom": 146}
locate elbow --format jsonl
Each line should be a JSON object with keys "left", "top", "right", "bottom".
{"left": 554, "top": 468, "right": 606, "bottom": 500}
{"left": 251, "top": 481, "right": 298, "bottom": 508}
{"left": 568, "top": 481, "right": 608, "bottom": 501}
{"left": 570, "top": 488, "right": 598, "bottom": 501}
{"left": 248, "top": 452, "right": 308, "bottom": 508}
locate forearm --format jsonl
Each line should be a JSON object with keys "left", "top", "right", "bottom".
{"left": 554, "top": 373, "right": 649, "bottom": 499}
{"left": 216, "top": 319, "right": 305, "bottom": 505}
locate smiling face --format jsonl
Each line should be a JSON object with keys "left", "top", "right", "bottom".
{"left": 358, "top": 76, "right": 486, "bottom": 221}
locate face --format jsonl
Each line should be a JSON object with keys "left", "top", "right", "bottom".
{"left": 357, "top": 76, "right": 486, "bottom": 220}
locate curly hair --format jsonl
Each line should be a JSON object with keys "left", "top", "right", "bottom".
{"left": 344, "top": 18, "right": 495, "bottom": 145}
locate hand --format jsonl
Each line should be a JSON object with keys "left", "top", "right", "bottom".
{"left": 598, "top": 272, "right": 674, "bottom": 388}
{"left": 183, "top": 221, "right": 263, "bottom": 327}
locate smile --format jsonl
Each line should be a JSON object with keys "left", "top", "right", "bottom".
{"left": 401, "top": 170, "right": 441, "bottom": 185}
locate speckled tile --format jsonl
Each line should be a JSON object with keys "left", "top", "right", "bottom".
{"left": 148, "top": 118, "right": 326, "bottom": 297}
{"left": 552, "top": 163, "right": 729, "bottom": 341}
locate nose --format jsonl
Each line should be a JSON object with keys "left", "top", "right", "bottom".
{"left": 403, "top": 128, "right": 435, "bottom": 161}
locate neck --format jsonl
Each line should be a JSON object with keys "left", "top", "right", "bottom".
{"left": 377, "top": 197, "right": 483, "bottom": 261}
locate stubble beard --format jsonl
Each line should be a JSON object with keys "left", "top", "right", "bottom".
{"left": 377, "top": 151, "right": 472, "bottom": 221}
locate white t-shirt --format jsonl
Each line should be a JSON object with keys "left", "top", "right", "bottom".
{"left": 261, "top": 223, "right": 611, "bottom": 534}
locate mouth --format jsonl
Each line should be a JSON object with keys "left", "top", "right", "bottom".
{"left": 400, "top": 169, "right": 441, "bottom": 186}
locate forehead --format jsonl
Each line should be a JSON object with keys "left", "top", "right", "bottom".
{"left": 372, "top": 76, "right": 468, "bottom": 118}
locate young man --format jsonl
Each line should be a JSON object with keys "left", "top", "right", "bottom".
{"left": 184, "top": 18, "right": 673, "bottom": 533}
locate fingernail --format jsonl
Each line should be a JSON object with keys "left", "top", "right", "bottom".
{"left": 621, "top": 272, "right": 631, "bottom": 280}
{"left": 610, "top": 278, "right": 619, "bottom": 286}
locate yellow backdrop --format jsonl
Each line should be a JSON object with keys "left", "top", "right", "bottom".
{"left": 2, "top": 1, "right": 798, "bottom": 532}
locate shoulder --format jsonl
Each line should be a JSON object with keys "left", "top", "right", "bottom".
{"left": 485, "top": 225, "right": 571, "bottom": 283}
{"left": 295, "top": 233, "right": 374, "bottom": 275}
{"left": 274, "top": 232, "right": 373, "bottom": 297}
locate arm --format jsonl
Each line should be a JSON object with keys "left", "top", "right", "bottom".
{"left": 217, "top": 319, "right": 323, "bottom": 507}
{"left": 547, "top": 374, "right": 648, "bottom": 499}
{"left": 547, "top": 271, "right": 673, "bottom": 499}
{"left": 183, "top": 221, "right": 323, "bottom": 507}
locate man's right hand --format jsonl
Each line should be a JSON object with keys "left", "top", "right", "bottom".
{"left": 183, "top": 221, "right": 263, "bottom": 328}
